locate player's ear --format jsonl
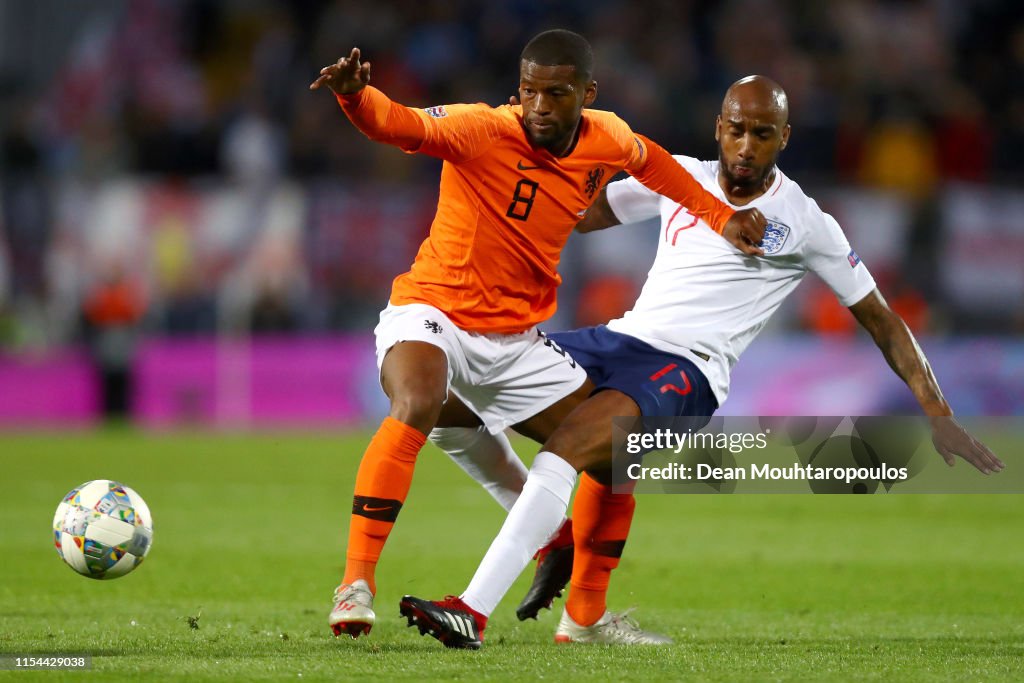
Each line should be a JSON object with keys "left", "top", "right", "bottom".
{"left": 780, "top": 123, "right": 791, "bottom": 150}
{"left": 715, "top": 115, "right": 722, "bottom": 142}
{"left": 583, "top": 80, "right": 597, "bottom": 107}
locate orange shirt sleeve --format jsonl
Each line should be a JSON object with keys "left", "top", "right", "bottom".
{"left": 626, "top": 134, "right": 735, "bottom": 234}
{"left": 336, "top": 87, "right": 507, "bottom": 163}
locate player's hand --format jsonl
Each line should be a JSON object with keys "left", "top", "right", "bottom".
{"left": 309, "top": 47, "right": 371, "bottom": 95}
{"left": 929, "top": 416, "right": 1004, "bottom": 474}
{"left": 722, "top": 208, "right": 767, "bottom": 256}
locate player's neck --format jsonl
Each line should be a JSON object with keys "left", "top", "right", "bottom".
{"left": 545, "top": 120, "right": 583, "bottom": 158}
{"left": 719, "top": 167, "right": 775, "bottom": 206}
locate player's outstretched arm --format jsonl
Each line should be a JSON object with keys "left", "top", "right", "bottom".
{"left": 310, "top": 48, "right": 441, "bottom": 154}
{"left": 575, "top": 189, "right": 622, "bottom": 233}
{"left": 311, "top": 48, "right": 491, "bottom": 162}
{"left": 849, "top": 290, "right": 1004, "bottom": 474}
{"left": 309, "top": 47, "right": 371, "bottom": 94}
{"left": 630, "top": 137, "right": 766, "bottom": 255}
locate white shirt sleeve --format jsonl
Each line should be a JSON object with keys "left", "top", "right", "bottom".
{"left": 803, "top": 210, "right": 877, "bottom": 307}
{"left": 605, "top": 175, "right": 663, "bottom": 225}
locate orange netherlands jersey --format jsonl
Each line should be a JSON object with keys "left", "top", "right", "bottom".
{"left": 338, "top": 87, "right": 733, "bottom": 334}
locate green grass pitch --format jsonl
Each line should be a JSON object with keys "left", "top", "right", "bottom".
{"left": 1, "top": 430, "right": 1021, "bottom": 681}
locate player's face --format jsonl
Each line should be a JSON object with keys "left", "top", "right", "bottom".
{"left": 715, "top": 103, "right": 790, "bottom": 191}
{"left": 518, "top": 60, "right": 597, "bottom": 155}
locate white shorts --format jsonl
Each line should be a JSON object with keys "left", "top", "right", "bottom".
{"left": 374, "top": 303, "right": 587, "bottom": 434}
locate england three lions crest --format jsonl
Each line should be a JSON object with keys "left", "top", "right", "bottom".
{"left": 758, "top": 219, "right": 791, "bottom": 255}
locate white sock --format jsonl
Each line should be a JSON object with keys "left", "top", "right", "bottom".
{"left": 461, "top": 451, "right": 577, "bottom": 616}
{"left": 429, "top": 427, "right": 527, "bottom": 512}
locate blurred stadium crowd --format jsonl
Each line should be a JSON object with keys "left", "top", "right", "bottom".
{"left": 1, "top": 0, "right": 1022, "bottom": 355}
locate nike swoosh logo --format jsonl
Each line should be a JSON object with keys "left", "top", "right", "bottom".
{"left": 517, "top": 160, "right": 541, "bottom": 170}
{"left": 352, "top": 495, "right": 402, "bottom": 521}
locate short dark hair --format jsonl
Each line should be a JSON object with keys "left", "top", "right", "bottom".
{"left": 520, "top": 29, "right": 593, "bottom": 82}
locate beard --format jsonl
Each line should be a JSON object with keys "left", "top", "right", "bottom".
{"left": 718, "top": 144, "right": 777, "bottom": 190}
{"left": 526, "top": 122, "right": 573, "bottom": 152}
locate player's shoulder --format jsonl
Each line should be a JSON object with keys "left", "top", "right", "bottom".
{"left": 585, "top": 108, "right": 622, "bottom": 124}
{"left": 581, "top": 108, "right": 635, "bottom": 145}
{"left": 770, "top": 168, "right": 833, "bottom": 231}
{"left": 770, "top": 168, "right": 814, "bottom": 210}
{"left": 422, "top": 102, "right": 520, "bottom": 130}
{"left": 672, "top": 154, "right": 713, "bottom": 179}
{"left": 582, "top": 108, "right": 626, "bottom": 127}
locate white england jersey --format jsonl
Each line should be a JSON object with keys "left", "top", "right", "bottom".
{"left": 605, "top": 156, "right": 876, "bottom": 406}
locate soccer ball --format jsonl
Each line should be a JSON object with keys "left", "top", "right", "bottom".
{"left": 52, "top": 480, "right": 153, "bottom": 579}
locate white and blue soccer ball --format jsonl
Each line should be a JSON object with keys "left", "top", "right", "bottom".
{"left": 52, "top": 480, "right": 153, "bottom": 579}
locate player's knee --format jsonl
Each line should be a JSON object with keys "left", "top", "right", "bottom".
{"left": 544, "top": 411, "right": 616, "bottom": 472}
{"left": 388, "top": 390, "right": 444, "bottom": 432}
{"left": 544, "top": 432, "right": 605, "bottom": 473}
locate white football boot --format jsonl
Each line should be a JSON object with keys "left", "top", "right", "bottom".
{"left": 554, "top": 607, "right": 673, "bottom": 645}
{"left": 329, "top": 579, "right": 375, "bottom": 638}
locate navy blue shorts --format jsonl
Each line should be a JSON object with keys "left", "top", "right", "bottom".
{"left": 545, "top": 325, "right": 718, "bottom": 418}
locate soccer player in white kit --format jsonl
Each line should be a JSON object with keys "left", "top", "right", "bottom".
{"left": 401, "top": 76, "right": 1003, "bottom": 649}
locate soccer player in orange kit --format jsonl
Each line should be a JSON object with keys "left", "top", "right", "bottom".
{"left": 309, "top": 29, "right": 767, "bottom": 638}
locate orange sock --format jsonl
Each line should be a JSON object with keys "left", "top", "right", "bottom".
{"left": 342, "top": 417, "right": 427, "bottom": 593}
{"left": 566, "top": 473, "right": 636, "bottom": 626}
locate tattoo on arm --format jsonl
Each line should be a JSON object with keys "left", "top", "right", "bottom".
{"left": 849, "top": 290, "right": 951, "bottom": 417}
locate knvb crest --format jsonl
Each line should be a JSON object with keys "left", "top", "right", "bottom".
{"left": 584, "top": 167, "right": 605, "bottom": 198}
{"left": 758, "top": 219, "right": 791, "bottom": 255}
